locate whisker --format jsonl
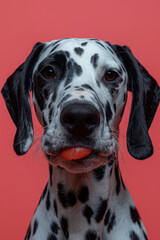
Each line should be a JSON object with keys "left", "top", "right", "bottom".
{"left": 33, "top": 142, "right": 43, "bottom": 159}
{"left": 111, "top": 126, "right": 142, "bottom": 144}
{"left": 117, "top": 141, "right": 127, "bottom": 170}
{"left": 111, "top": 131, "right": 127, "bottom": 170}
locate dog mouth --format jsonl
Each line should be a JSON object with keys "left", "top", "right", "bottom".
{"left": 45, "top": 146, "right": 112, "bottom": 173}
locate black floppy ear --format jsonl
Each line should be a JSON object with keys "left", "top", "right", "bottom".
{"left": 112, "top": 45, "right": 160, "bottom": 160}
{"left": 1, "top": 42, "right": 44, "bottom": 155}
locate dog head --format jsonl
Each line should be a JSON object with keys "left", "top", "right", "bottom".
{"left": 2, "top": 38, "right": 160, "bottom": 173}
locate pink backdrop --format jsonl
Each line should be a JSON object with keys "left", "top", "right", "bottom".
{"left": 0, "top": 0, "right": 160, "bottom": 239}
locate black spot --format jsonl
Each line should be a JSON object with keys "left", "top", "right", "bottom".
{"left": 130, "top": 231, "right": 140, "bottom": 240}
{"left": 105, "top": 42, "right": 115, "bottom": 54}
{"left": 65, "top": 51, "right": 70, "bottom": 58}
{"left": 115, "top": 165, "right": 121, "bottom": 195}
{"left": 110, "top": 88, "right": 119, "bottom": 96}
{"left": 96, "top": 41, "right": 106, "bottom": 50}
{"left": 64, "top": 85, "right": 71, "bottom": 91}
{"left": 107, "top": 47, "right": 115, "bottom": 54}
{"left": 24, "top": 224, "right": 31, "bottom": 240}
{"left": 106, "top": 102, "right": 112, "bottom": 123}
{"left": 74, "top": 86, "right": 84, "bottom": 91}
{"left": 46, "top": 191, "right": 51, "bottom": 211}
{"left": 78, "top": 186, "right": 89, "bottom": 203}
{"left": 113, "top": 103, "right": 116, "bottom": 112}
{"left": 65, "top": 59, "right": 82, "bottom": 86}
{"left": 81, "top": 42, "right": 88, "bottom": 46}
{"left": 95, "top": 198, "right": 108, "bottom": 223}
{"left": 81, "top": 84, "right": 94, "bottom": 91}
{"left": 143, "top": 231, "right": 148, "bottom": 240}
{"left": 73, "top": 62, "right": 83, "bottom": 76}
{"left": 60, "top": 216, "right": 69, "bottom": 239}
{"left": 62, "top": 94, "right": 72, "bottom": 102}
{"left": 57, "top": 183, "right": 76, "bottom": 208}
{"left": 83, "top": 205, "right": 94, "bottom": 224}
{"left": 50, "top": 221, "right": 60, "bottom": 235}
{"left": 74, "top": 47, "right": 84, "bottom": 56}
{"left": 33, "top": 219, "right": 38, "bottom": 235}
{"left": 57, "top": 183, "right": 67, "bottom": 207}
{"left": 104, "top": 209, "right": 111, "bottom": 226}
{"left": 91, "top": 54, "right": 99, "bottom": 68}
{"left": 96, "top": 81, "right": 101, "bottom": 88}
{"left": 52, "top": 38, "right": 64, "bottom": 47}
{"left": 50, "top": 43, "right": 60, "bottom": 52}
{"left": 44, "top": 139, "right": 50, "bottom": 147}
{"left": 68, "top": 191, "right": 77, "bottom": 206}
{"left": 47, "top": 233, "right": 57, "bottom": 240}
{"left": 80, "top": 95, "right": 85, "bottom": 99}
{"left": 54, "top": 200, "right": 58, "bottom": 217}
{"left": 85, "top": 230, "right": 97, "bottom": 240}
{"left": 48, "top": 102, "right": 52, "bottom": 110}
{"left": 51, "top": 91, "right": 57, "bottom": 103}
{"left": 130, "top": 207, "right": 141, "bottom": 228}
{"left": 65, "top": 60, "right": 74, "bottom": 86}
{"left": 49, "top": 108, "right": 54, "bottom": 123}
{"left": 49, "top": 165, "right": 53, "bottom": 186}
{"left": 107, "top": 213, "right": 116, "bottom": 233}
{"left": 51, "top": 40, "right": 59, "bottom": 46}
{"left": 93, "top": 165, "right": 106, "bottom": 181}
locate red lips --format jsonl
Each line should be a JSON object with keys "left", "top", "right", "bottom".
{"left": 59, "top": 147, "right": 92, "bottom": 160}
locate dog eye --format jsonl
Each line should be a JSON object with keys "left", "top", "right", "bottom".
{"left": 104, "top": 71, "right": 118, "bottom": 81}
{"left": 42, "top": 66, "right": 55, "bottom": 79}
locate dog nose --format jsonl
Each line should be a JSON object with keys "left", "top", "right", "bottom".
{"left": 60, "top": 103, "right": 100, "bottom": 138}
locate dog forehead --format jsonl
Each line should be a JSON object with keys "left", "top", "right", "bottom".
{"left": 50, "top": 38, "right": 107, "bottom": 53}
{"left": 33, "top": 38, "right": 119, "bottom": 73}
{"left": 47, "top": 38, "right": 112, "bottom": 55}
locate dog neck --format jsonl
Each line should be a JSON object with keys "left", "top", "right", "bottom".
{"left": 47, "top": 153, "right": 126, "bottom": 240}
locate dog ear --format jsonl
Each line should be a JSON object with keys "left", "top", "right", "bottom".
{"left": 112, "top": 44, "right": 160, "bottom": 160}
{"left": 1, "top": 42, "right": 44, "bottom": 155}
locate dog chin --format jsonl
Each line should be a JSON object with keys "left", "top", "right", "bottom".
{"left": 45, "top": 152, "right": 110, "bottom": 173}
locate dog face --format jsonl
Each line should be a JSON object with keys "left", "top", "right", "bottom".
{"left": 2, "top": 38, "right": 160, "bottom": 173}
{"left": 32, "top": 39, "right": 127, "bottom": 172}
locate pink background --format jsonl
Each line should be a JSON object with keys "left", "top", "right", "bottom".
{"left": 0, "top": 0, "right": 160, "bottom": 239}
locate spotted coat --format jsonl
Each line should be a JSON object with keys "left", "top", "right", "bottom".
{"left": 2, "top": 38, "right": 160, "bottom": 240}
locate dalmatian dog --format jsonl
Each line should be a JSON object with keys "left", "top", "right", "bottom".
{"left": 2, "top": 38, "right": 160, "bottom": 240}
